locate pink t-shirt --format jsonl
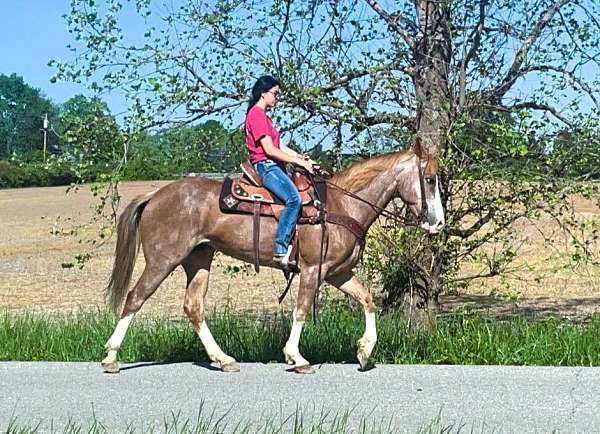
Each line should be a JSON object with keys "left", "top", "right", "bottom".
{"left": 245, "top": 106, "right": 280, "bottom": 163}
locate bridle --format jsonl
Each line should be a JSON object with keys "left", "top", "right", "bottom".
{"left": 319, "top": 155, "right": 431, "bottom": 227}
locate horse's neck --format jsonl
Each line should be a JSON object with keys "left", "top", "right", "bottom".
{"left": 334, "top": 164, "right": 404, "bottom": 230}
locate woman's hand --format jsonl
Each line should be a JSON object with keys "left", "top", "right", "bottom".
{"left": 295, "top": 156, "right": 315, "bottom": 174}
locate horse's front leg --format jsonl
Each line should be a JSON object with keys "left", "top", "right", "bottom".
{"left": 327, "top": 273, "right": 377, "bottom": 370}
{"left": 283, "top": 267, "right": 320, "bottom": 374}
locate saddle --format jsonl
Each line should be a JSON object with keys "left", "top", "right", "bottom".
{"left": 219, "top": 161, "right": 326, "bottom": 273}
{"left": 220, "top": 161, "right": 325, "bottom": 221}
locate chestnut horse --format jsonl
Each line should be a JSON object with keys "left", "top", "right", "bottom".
{"left": 101, "top": 144, "right": 445, "bottom": 374}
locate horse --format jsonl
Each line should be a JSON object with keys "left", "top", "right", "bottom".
{"left": 101, "top": 142, "right": 445, "bottom": 374}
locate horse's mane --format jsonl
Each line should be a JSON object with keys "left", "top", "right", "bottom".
{"left": 330, "top": 150, "right": 414, "bottom": 193}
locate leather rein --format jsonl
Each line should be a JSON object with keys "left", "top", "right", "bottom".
{"left": 318, "top": 156, "right": 430, "bottom": 233}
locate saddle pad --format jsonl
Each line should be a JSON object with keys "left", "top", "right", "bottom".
{"left": 219, "top": 178, "right": 281, "bottom": 217}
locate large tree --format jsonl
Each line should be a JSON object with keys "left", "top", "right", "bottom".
{"left": 53, "top": 0, "right": 600, "bottom": 311}
{"left": 0, "top": 74, "right": 58, "bottom": 159}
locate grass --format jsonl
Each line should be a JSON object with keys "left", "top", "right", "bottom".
{"left": 2, "top": 407, "right": 511, "bottom": 434}
{"left": 2, "top": 303, "right": 600, "bottom": 366}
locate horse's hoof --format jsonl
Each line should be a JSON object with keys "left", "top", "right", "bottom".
{"left": 102, "top": 362, "right": 120, "bottom": 374}
{"left": 359, "top": 361, "right": 375, "bottom": 372}
{"left": 283, "top": 353, "right": 294, "bottom": 365}
{"left": 294, "top": 364, "right": 315, "bottom": 374}
{"left": 357, "top": 350, "right": 369, "bottom": 370}
{"left": 221, "top": 362, "right": 240, "bottom": 373}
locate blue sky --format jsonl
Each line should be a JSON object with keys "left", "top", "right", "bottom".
{"left": 0, "top": 1, "right": 126, "bottom": 113}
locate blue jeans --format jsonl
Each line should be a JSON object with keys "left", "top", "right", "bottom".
{"left": 254, "top": 160, "right": 301, "bottom": 255}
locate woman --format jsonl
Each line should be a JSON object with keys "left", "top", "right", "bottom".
{"left": 245, "top": 75, "right": 316, "bottom": 265}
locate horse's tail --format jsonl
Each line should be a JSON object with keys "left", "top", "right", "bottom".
{"left": 105, "top": 191, "right": 155, "bottom": 315}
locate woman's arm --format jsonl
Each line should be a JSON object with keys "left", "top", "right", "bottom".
{"left": 280, "top": 144, "right": 302, "bottom": 159}
{"left": 282, "top": 143, "right": 318, "bottom": 167}
{"left": 259, "top": 136, "right": 313, "bottom": 173}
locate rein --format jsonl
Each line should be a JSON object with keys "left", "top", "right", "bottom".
{"left": 323, "top": 156, "right": 429, "bottom": 228}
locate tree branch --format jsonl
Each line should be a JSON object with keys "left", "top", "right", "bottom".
{"left": 523, "top": 64, "right": 600, "bottom": 112}
{"left": 508, "top": 101, "right": 574, "bottom": 127}
{"left": 363, "top": 0, "right": 414, "bottom": 46}
{"left": 492, "top": 0, "right": 571, "bottom": 100}
{"left": 459, "top": 0, "right": 491, "bottom": 108}
{"left": 446, "top": 210, "right": 495, "bottom": 238}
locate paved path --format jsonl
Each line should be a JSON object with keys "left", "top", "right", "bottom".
{"left": 0, "top": 362, "right": 597, "bottom": 433}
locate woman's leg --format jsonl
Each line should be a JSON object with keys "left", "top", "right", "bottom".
{"left": 255, "top": 161, "right": 302, "bottom": 255}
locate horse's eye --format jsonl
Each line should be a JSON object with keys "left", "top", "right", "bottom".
{"left": 426, "top": 176, "right": 436, "bottom": 185}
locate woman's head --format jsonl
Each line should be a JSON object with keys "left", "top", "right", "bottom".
{"left": 248, "top": 75, "right": 280, "bottom": 112}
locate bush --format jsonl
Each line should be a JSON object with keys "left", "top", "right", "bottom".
{"left": 0, "top": 159, "right": 78, "bottom": 188}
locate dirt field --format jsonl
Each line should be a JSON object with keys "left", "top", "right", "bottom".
{"left": 1, "top": 181, "right": 598, "bottom": 318}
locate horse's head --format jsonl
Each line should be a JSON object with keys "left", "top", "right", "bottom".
{"left": 396, "top": 139, "right": 445, "bottom": 234}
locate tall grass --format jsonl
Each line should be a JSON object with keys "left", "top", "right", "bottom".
{"left": 2, "top": 407, "right": 505, "bottom": 434}
{"left": 2, "top": 304, "right": 600, "bottom": 365}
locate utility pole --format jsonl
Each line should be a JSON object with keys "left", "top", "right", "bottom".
{"left": 42, "top": 113, "right": 48, "bottom": 162}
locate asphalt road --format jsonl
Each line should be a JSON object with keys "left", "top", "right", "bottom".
{"left": 0, "top": 362, "right": 597, "bottom": 433}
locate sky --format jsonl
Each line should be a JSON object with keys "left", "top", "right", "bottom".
{"left": 0, "top": 1, "right": 127, "bottom": 114}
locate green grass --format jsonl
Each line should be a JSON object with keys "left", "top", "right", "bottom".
{"left": 2, "top": 303, "right": 600, "bottom": 366}
{"left": 2, "top": 407, "right": 510, "bottom": 434}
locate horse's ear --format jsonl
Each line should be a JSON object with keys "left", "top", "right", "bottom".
{"left": 413, "top": 136, "right": 423, "bottom": 158}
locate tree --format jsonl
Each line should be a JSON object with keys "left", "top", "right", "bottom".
{"left": 0, "top": 73, "right": 58, "bottom": 159}
{"left": 59, "top": 94, "right": 123, "bottom": 180}
{"left": 53, "top": 0, "right": 600, "bottom": 313}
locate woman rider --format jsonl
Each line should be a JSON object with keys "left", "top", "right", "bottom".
{"left": 244, "top": 75, "right": 317, "bottom": 265}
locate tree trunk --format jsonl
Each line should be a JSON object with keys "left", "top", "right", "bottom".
{"left": 407, "top": 0, "right": 452, "bottom": 315}
{"left": 413, "top": 0, "right": 452, "bottom": 157}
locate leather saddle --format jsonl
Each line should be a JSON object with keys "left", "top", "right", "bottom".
{"left": 219, "top": 161, "right": 326, "bottom": 221}
{"left": 219, "top": 161, "right": 328, "bottom": 274}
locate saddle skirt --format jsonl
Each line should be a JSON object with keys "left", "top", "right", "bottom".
{"left": 219, "top": 169, "right": 323, "bottom": 221}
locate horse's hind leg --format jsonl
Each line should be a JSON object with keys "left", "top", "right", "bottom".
{"left": 326, "top": 272, "right": 377, "bottom": 370}
{"left": 101, "top": 263, "right": 173, "bottom": 373}
{"left": 182, "top": 246, "right": 239, "bottom": 372}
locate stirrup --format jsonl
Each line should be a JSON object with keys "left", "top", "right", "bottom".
{"left": 273, "top": 245, "right": 296, "bottom": 269}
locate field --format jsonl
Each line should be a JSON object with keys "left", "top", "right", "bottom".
{"left": 1, "top": 180, "right": 599, "bottom": 318}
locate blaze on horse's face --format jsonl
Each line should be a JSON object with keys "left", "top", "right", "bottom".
{"left": 397, "top": 152, "right": 445, "bottom": 235}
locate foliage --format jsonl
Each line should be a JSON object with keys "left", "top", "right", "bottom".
{"left": 0, "top": 73, "right": 59, "bottom": 159}
{"left": 550, "top": 120, "right": 600, "bottom": 181}
{"left": 0, "top": 158, "right": 77, "bottom": 189}
{"left": 58, "top": 94, "right": 124, "bottom": 181}
{"left": 123, "top": 120, "right": 246, "bottom": 180}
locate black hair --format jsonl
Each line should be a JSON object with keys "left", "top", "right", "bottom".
{"left": 247, "top": 75, "right": 280, "bottom": 113}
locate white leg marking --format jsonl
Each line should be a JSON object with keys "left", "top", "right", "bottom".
{"left": 357, "top": 311, "right": 377, "bottom": 368}
{"left": 102, "top": 313, "right": 135, "bottom": 365}
{"left": 284, "top": 310, "right": 310, "bottom": 367}
{"left": 365, "top": 311, "right": 377, "bottom": 343}
{"left": 198, "top": 321, "right": 235, "bottom": 365}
